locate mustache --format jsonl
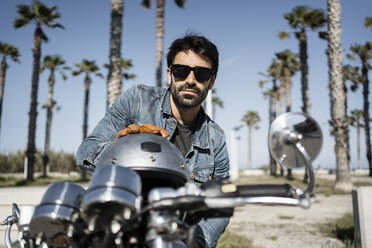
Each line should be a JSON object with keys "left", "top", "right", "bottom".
{"left": 177, "top": 84, "right": 201, "bottom": 94}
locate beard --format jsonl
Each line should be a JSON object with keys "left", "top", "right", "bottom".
{"left": 170, "top": 78, "right": 210, "bottom": 109}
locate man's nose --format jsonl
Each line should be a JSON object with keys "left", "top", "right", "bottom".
{"left": 185, "top": 70, "right": 197, "bottom": 85}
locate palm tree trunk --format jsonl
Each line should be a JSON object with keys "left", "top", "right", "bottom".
{"left": 269, "top": 94, "right": 277, "bottom": 175}
{"left": 279, "top": 77, "right": 285, "bottom": 114}
{"left": 285, "top": 75, "right": 294, "bottom": 179}
{"left": 357, "top": 118, "right": 361, "bottom": 170}
{"left": 279, "top": 76, "right": 285, "bottom": 176}
{"left": 107, "top": 0, "right": 124, "bottom": 108}
{"left": 155, "top": 0, "right": 165, "bottom": 87}
{"left": 299, "top": 29, "right": 310, "bottom": 114}
{"left": 269, "top": 95, "right": 274, "bottom": 128}
{"left": 43, "top": 70, "right": 54, "bottom": 178}
{"left": 0, "top": 57, "right": 7, "bottom": 142}
{"left": 248, "top": 126, "right": 252, "bottom": 170}
{"left": 285, "top": 68, "right": 292, "bottom": 113}
{"left": 83, "top": 75, "right": 91, "bottom": 140}
{"left": 272, "top": 80, "right": 278, "bottom": 120}
{"left": 26, "top": 24, "right": 42, "bottom": 182}
{"left": 327, "top": 0, "right": 352, "bottom": 191}
{"left": 82, "top": 74, "right": 91, "bottom": 180}
{"left": 270, "top": 80, "right": 278, "bottom": 175}
{"left": 361, "top": 61, "right": 372, "bottom": 176}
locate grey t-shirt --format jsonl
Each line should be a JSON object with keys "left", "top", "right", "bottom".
{"left": 170, "top": 121, "right": 196, "bottom": 158}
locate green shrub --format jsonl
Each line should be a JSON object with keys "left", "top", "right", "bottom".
{"left": 0, "top": 150, "right": 77, "bottom": 173}
{"left": 320, "top": 213, "right": 358, "bottom": 247}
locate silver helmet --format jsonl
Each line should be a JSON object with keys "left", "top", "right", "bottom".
{"left": 95, "top": 133, "right": 190, "bottom": 190}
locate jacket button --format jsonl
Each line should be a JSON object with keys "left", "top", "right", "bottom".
{"left": 190, "top": 174, "right": 195, "bottom": 180}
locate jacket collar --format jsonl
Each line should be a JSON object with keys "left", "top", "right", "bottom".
{"left": 160, "top": 87, "right": 172, "bottom": 116}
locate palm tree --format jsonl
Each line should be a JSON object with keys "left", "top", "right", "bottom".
{"left": 105, "top": 58, "right": 136, "bottom": 108}
{"left": 279, "top": 6, "right": 327, "bottom": 115}
{"left": 73, "top": 60, "right": 103, "bottom": 140}
{"left": 14, "top": 1, "right": 64, "bottom": 182}
{"left": 141, "top": 0, "right": 185, "bottom": 87}
{"left": 262, "top": 89, "right": 277, "bottom": 129}
{"left": 275, "top": 50, "right": 300, "bottom": 114}
{"left": 349, "top": 110, "right": 364, "bottom": 170}
{"left": 107, "top": 0, "right": 124, "bottom": 108}
{"left": 0, "top": 42, "right": 20, "bottom": 142}
{"left": 259, "top": 60, "right": 281, "bottom": 175}
{"left": 212, "top": 89, "right": 223, "bottom": 119}
{"left": 40, "top": 55, "right": 69, "bottom": 178}
{"left": 73, "top": 60, "right": 103, "bottom": 180}
{"left": 365, "top": 17, "right": 372, "bottom": 30}
{"left": 347, "top": 42, "right": 372, "bottom": 176}
{"left": 241, "top": 111, "right": 260, "bottom": 170}
{"left": 275, "top": 50, "right": 299, "bottom": 179}
{"left": 267, "top": 60, "right": 281, "bottom": 120}
{"left": 259, "top": 59, "right": 281, "bottom": 123}
{"left": 327, "top": 0, "right": 352, "bottom": 191}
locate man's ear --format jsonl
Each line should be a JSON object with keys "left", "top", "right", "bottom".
{"left": 209, "top": 74, "right": 216, "bottom": 90}
{"left": 167, "top": 68, "right": 172, "bottom": 85}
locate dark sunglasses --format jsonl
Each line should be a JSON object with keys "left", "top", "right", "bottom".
{"left": 171, "top": 64, "right": 214, "bottom": 83}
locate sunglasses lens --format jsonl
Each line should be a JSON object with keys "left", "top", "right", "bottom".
{"left": 195, "top": 68, "right": 213, "bottom": 83}
{"left": 172, "top": 65, "right": 190, "bottom": 80}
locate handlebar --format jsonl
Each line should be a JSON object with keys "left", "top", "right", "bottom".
{"left": 235, "top": 183, "right": 293, "bottom": 197}
{"left": 139, "top": 182, "right": 309, "bottom": 217}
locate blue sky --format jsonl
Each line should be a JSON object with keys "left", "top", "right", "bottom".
{"left": 0, "top": 0, "right": 371, "bottom": 170}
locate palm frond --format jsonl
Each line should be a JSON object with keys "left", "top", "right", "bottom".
{"left": 0, "top": 42, "right": 21, "bottom": 62}
{"left": 121, "top": 58, "right": 133, "bottom": 70}
{"left": 258, "top": 80, "right": 266, "bottom": 88}
{"left": 123, "top": 73, "right": 136, "bottom": 80}
{"left": 141, "top": 0, "right": 151, "bottom": 9}
{"left": 16, "top": 4, "right": 34, "bottom": 19}
{"left": 95, "top": 73, "right": 104, "bottom": 79}
{"left": 14, "top": 18, "right": 31, "bottom": 28}
{"left": 318, "top": 31, "right": 328, "bottom": 41}
{"left": 37, "top": 27, "right": 49, "bottom": 42}
{"left": 175, "top": 0, "right": 186, "bottom": 8}
{"left": 278, "top": 31, "right": 289, "bottom": 41}
{"left": 365, "top": 17, "right": 372, "bottom": 29}
{"left": 60, "top": 71, "right": 68, "bottom": 81}
{"left": 72, "top": 69, "right": 83, "bottom": 76}
{"left": 48, "top": 23, "right": 65, "bottom": 29}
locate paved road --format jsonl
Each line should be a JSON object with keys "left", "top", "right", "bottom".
{"left": 0, "top": 187, "right": 47, "bottom": 247}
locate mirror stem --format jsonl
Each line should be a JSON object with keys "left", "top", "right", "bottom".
{"left": 295, "top": 142, "right": 315, "bottom": 196}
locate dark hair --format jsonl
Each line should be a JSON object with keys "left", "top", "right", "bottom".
{"left": 166, "top": 34, "right": 219, "bottom": 74}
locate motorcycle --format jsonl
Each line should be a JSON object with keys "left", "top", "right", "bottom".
{"left": 1, "top": 112, "right": 322, "bottom": 248}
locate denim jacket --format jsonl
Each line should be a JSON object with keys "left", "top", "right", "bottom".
{"left": 76, "top": 84, "right": 230, "bottom": 248}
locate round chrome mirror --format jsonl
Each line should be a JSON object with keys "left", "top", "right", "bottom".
{"left": 268, "top": 112, "right": 322, "bottom": 169}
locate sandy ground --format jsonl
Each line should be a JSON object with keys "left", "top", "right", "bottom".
{"left": 227, "top": 194, "right": 351, "bottom": 248}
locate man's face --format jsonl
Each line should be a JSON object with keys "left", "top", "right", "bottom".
{"left": 167, "top": 50, "right": 215, "bottom": 109}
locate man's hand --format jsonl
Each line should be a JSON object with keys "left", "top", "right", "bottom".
{"left": 114, "top": 123, "right": 169, "bottom": 141}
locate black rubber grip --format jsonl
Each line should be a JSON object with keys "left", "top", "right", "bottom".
{"left": 236, "top": 184, "right": 292, "bottom": 197}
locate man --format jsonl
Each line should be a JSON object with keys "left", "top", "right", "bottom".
{"left": 76, "top": 34, "right": 229, "bottom": 248}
